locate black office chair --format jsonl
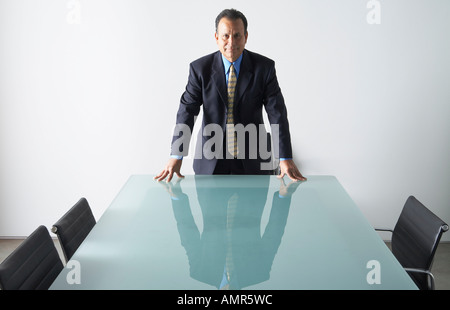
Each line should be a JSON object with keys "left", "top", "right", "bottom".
{"left": 376, "top": 195, "right": 448, "bottom": 290}
{"left": 52, "top": 197, "right": 96, "bottom": 262}
{"left": 0, "top": 225, "right": 64, "bottom": 290}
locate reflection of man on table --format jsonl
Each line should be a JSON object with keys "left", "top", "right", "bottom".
{"left": 155, "top": 8, "right": 306, "bottom": 182}
{"left": 160, "top": 176, "right": 301, "bottom": 289}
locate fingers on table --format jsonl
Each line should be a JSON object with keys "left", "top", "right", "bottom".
{"left": 154, "top": 169, "right": 184, "bottom": 182}
{"left": 278, "top": 168, "right": 307, "bottom": 182}
{"left": 154, "top": 169, "right": 172, "bottom": 182}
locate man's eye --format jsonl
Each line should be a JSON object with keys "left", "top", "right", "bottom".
{"left": 223, "top": 34, "right": 229, "bottom": 39}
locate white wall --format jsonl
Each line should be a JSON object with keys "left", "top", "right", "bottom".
{"left": 1, "top": 0, "right": 449, "bottom": 240}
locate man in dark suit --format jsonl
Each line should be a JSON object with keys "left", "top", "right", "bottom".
{"left": 155, "top": 9, "right": 306, "bottom": 182}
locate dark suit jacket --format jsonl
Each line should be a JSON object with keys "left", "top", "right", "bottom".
{"left": 172, "top": 49, "right": 293, "bottom": 174}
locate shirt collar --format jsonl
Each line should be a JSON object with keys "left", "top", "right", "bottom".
{"left": 221, "top": 52, "right": 243, "bottom": 77}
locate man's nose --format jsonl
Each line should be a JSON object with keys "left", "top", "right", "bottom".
{"left": 228, "top": 35, "right": 234, "bottom": 46}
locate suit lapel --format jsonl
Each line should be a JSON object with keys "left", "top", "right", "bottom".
{"left": 235, "top": 50, "right": 254, "bottom": 108}
{"left": 211, "top": 51, "right": 227, "bottom": 106}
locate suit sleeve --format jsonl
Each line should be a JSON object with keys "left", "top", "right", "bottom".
{"left": 171, "top": 63, "right": 203, "bottom": 156}
{"left": 171, "top": 194, "right": 201, "bottom": 255}
{"left": 260, "top": 192, "right": 291, "bottom": 268}
{"left": 262, "top": 62, "right": 293, "bottom": 159}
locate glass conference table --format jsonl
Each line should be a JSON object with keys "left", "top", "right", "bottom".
{"left": 50, "top": 175, "right": 417, "bottom": 290}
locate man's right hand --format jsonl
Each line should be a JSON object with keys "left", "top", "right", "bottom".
{"left": 154, "top": 158, "right": 184, "bottom": 182}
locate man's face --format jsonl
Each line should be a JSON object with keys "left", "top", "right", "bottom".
{"left": 215, "top": 17, "right": 248, "bottom": 63}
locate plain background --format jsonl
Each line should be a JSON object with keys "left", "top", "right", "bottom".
{"left": 0, "top": 0, "right": 449, "bottom": 240}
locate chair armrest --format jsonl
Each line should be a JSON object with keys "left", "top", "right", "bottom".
{"left": 374, "top": 228, "right": 393, "bottom": 232}
{"left": 403, "top": 268, "right": 435, "bottom": 290}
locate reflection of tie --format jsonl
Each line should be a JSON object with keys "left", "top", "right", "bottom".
{"left": 220, "top": 193, "right": 238, "bottom": 289}
{"left": 226, "top": 193, "right": 237, "bottom": 282}
{"left": 227, "top": 65, "right": 238, "bottom": 158}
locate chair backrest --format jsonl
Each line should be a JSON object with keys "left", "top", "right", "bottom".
{"left": 0, "top": 225, "right": 64, "bottom": 290}
{"left": 52, "top": 197, "right": 96, "bottom": 262}
{"left": 392, "top": 195, "right": 448, "bottom": 289}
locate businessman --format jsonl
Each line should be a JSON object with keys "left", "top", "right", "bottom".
{"left": 155, "top": 9, "right": 306, "bottom": 182}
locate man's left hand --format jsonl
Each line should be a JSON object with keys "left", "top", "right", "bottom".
{"left": 278, "top": 159, "right": 307, "bottom": 182}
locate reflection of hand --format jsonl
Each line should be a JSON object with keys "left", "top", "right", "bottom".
{"left": 279, "top": 177, "right": 302, "bottom": 197}
{"left": 159, "top": 177, "right": 184, "bottom": 198}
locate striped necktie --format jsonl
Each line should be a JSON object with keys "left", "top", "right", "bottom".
{"left": 227, "top": 64, "right": 238, "bottom": 158}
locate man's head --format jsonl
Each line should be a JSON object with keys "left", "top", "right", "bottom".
{"left": 215, "top": 9, "right": 248, "bottom": 63}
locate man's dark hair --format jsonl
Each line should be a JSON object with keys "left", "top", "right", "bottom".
{"left": 215, "top": 8, "right": 248, "bottom": 34}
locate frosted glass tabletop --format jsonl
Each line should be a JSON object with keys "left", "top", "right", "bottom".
{"left": 50, "top": 175, "right": 417, "bottom": 290}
